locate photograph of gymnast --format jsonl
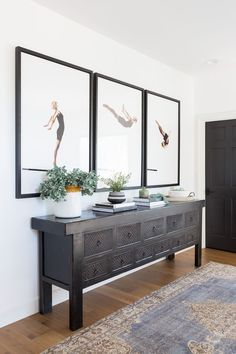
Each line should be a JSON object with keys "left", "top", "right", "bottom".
{"left": 16, "top": 47, "right": 92, "bottom": 197}
{"left": 95, "top": 74, "right": 143, "bottom": 189}
{"left": 44, "top": 100, "right": 65, "bottom": 166}
{"left": 155, "top": 120, "right": 171, "bottom": 148}
{"left": 145, "top": 90, "right": 180, "bottom": 187}
{"left": 103, "top": 104, "right": 138, "bottom": 128}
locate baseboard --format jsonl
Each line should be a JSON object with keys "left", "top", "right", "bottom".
{"left": 0, "top": 286, "right": 71, "bottom": 328}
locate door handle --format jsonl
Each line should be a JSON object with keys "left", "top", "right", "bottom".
{"left": 206, "top": 188, "right": 214, "bottom": 196}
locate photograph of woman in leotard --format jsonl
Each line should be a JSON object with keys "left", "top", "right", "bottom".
{"left": 155, "top": 120, "right": 170, "bottom": 148}
{"left": 44, "top": 101, "right": 64, "bottom": 166}
{"left": 103, "top": 104, "right": 138, "bottom": 128}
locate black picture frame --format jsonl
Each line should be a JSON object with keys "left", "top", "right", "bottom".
{"left": 144, "top": 90, "right": 180, "bottom": 188}
{"left": 93, "top": 73, "right": 145, "bottom": 191}
{"left": 15, "top": 46, "right": 93, "bottom": 198}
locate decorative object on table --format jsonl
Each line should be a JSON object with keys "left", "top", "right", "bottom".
{"left": 94, "top": 73, "right": 144, "bottom": 190}
{"left": 168, "top": 187, "right": 195, "bottom": 201}
{"left": 92, "top": 201, "right": 137, "bottom": 213}
{"left": 134, "top": 193, "right": 168, "bottom": 208}
{"left": 139, "top": 186, "right": 149, "bottom": 199}
{"left": 145, "top": 90, "right": 180, "bottom": 188}
{"left": 42, "top": 262, "right": 236, "bottom": 354}
{"left": 134, "top": 199, "right": 166, "bottom": 208}
{"left": 101, "top": 172, "right": 131, "bottom": 204}
{"left": 39, "top": 166, "right": 98, "bottom": 218}
{"left": 15, "top": 46, "right": 92, "bottom": 199}
{"left": 107, "top": 192, "right": 126, "bottom": 204}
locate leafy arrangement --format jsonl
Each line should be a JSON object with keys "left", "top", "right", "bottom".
{"left": 101, "top": 172, "right": 131, "bottom": 192}
{"left": 39, "top": 166, "right": 98, "bottom": 202}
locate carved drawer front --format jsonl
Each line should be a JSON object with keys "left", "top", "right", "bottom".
{"left": 143, "top": 218, "right": 164, "bottom": 240}
{"left": 84, "top": 229, "right": 113, "bottom": 257}
{"left": 186, "top": 229, "right": 198, "bottom": 244}
{"left": 167, "top": 214, "right": 183, "bottom": 233}
{"left": 185, "top": 211, "right": 199, "bottom": 228}
{"left": 116, "top": 223, "right": 141, "bottom": 247}
{"left": 83, "top": 258, "right": 109, "bottom": 282}
{"left": 136, "top": 245, "right": 153, "bottom": 262}
{"left": 172, "top": 234, "right": 186, "bottom": 249}
{"left": 155, "top": 239, "right": 171, "bottom": 255}
{"left": 112, "top": 251, "right": 133, "bottom": 271}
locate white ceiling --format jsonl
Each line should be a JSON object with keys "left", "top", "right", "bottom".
{"left": 33, "top": 0, "right": 236, "bottom": 75}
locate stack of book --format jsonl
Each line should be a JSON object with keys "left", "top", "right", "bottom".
{"left": 92, "top": 202, "right": 137, "bottom": 213}
{"left": 133, "top": 197, "right": 166, "bottom": 208}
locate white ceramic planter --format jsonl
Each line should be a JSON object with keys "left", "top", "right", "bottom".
{"left": 54, "top": 186, "right": 82, "bottom": 218}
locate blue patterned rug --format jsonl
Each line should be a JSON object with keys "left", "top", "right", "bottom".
{"left": 43, "top": 262, "right": 236, "bottom": 354}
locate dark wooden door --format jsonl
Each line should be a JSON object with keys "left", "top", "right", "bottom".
{"left": 206, "top": 120, "right": 236, "bottom": 252}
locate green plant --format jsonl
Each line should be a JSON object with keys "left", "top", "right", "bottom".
{"left": 39, "top": 166, "right": 98, "bottom": 202}
{"left": 101, "top": 172, "right": 131, "bottom": 192}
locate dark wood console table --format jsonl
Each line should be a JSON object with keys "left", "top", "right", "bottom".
{"left": 32, "top": 200, "right": 205, "bottom": 330}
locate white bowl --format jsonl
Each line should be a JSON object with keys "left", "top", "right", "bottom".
{"left": 168, "top": 190, "right": 193, "bottom": 198}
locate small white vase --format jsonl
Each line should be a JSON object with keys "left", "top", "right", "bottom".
{"left": 54, "top": 186, "right": 82, "bottom": 218}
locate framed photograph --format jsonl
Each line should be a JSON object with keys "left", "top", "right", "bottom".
{"left": 145, "top": 90, "right": 180, "bottom": 187}
{"left": 94, "top": 73, "right": 144, "bottom": 189}
{"left": 15, "top": 47, "right": 92, "bottom": 198}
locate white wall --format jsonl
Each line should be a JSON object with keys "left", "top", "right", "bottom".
{"left": 0, "top": 0, "right": 195, "bottom": 328}
{"left": 195, "top": 64, "right": 236, "bottom": 115}
{"left": 195, "top": 64, "right": 236, "bottom": 247}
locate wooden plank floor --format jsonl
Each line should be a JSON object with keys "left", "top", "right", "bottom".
{"left": 0, "top": 248, "right": 235, "bottom": 354}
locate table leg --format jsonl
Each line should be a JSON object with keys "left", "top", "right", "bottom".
{"left": 69, "top": 234, "right": 83, "bottom": 331}
{"left": 40, "top": 281, "right": 52, "bottom": 313}
{"left": 195, "top": 207, "right": 202, "bottom": 267}
{"left": 69, "top": 286, "right": 83, "bottom": 331}
{"left": 39, "top": 231, "right": 52, "bottom": 313}
{"left": 195, "top": 243, "right": 202, "bottom": 267}
{"left": 167, "top": 253, "right": 175, "bottom": 261}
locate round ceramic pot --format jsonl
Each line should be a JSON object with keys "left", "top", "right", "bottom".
{"left": 54, "top": 186, "right": 82, "bottom": 218}
{"left": 139, "top": 188, "right": 149, "bottom": 199}
{"left": 107, "top": 191, "right": 126, "bottom": 204}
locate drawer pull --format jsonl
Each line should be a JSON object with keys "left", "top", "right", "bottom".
{"left": 127, "top": 232, "right": 133, "bottom": 238}
{"left": 96, "top": 239, "right": 101, "bottom": 247}
{"left": 190, "top": 217, "right": 193, "bottom": 222}
{"left": 152, "top": 225, "right": 157, "bottom": 232}
{"left": 93, "top": 268, "right": 98, "bottom": 276}
{"left": 172, "top": 220, "right": 176, "bottom": 226}
{"left": 142, "top": 251, "right": 146, "bottom": 257}
{"left": 177, "top": 240, "right": 180, "bottom": 246}
{"left": 120, "top": 258, "right": 124, "bottom": 265}
{"left": 161, "top": 245, "right": 164, "bottom": 251}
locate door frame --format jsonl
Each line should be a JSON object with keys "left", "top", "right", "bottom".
{"left": 196, "top": 110, "right": 236, "bottom": 248}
